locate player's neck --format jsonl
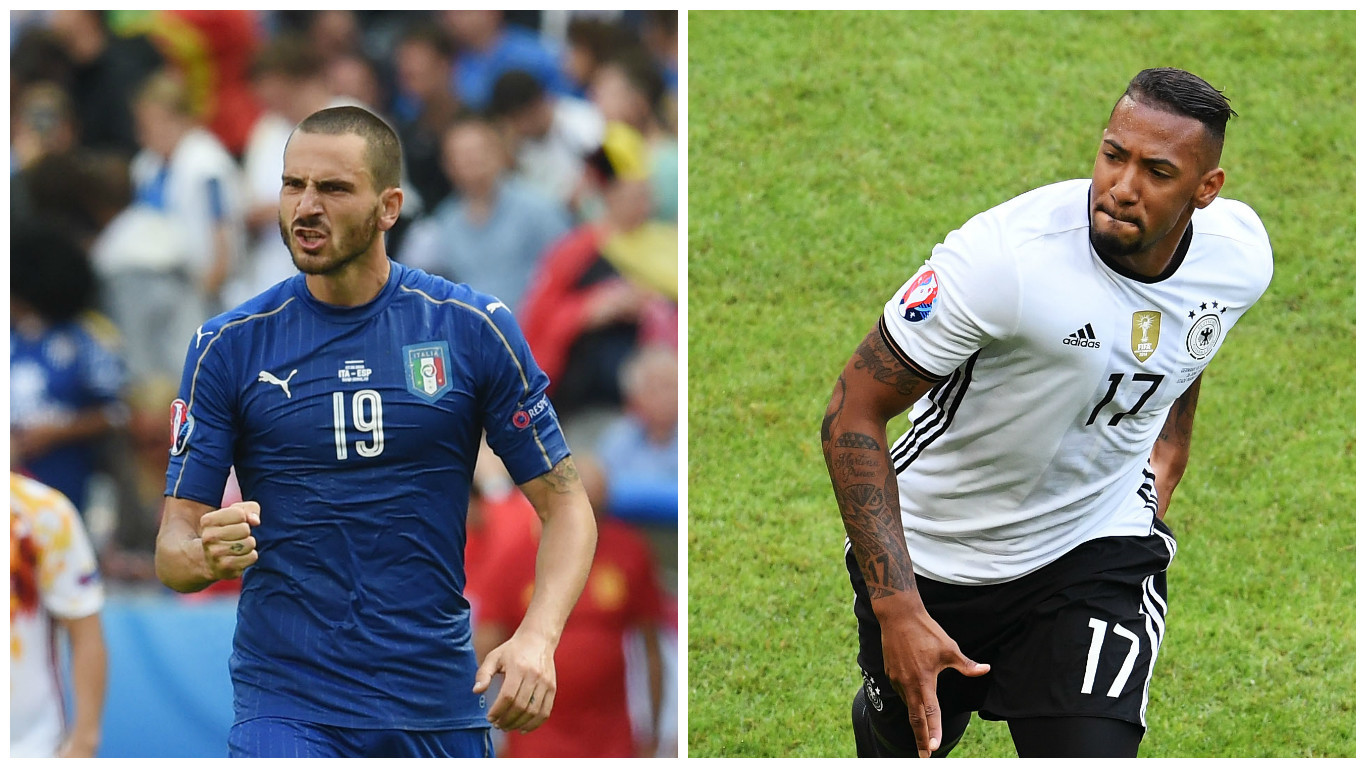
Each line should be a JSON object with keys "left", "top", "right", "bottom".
{"left": 305, "top": 252, "right": 392, "bottom": 308}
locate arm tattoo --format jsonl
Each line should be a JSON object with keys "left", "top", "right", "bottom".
{"left": 838, "top": 467, "right": 916, "bottom": 599}
{"left": 823, "top": 424, "right": 917, "bottom": 601}
{"left": 834, "top": 433, "right": 880, "bottom": 449}
{"left": 821, "top": 374, "right": 846, "bottom": 446}
{"left": 540, "top": 456, "right": 581, "bottom": 494}
{"left": 1156, "top": 375, "right": 1202, "bottom": 448}
{"left": 852, "top": 332, "right": 935, "bottom": 397}
{"left": 822, "top": 325, "right": 935, "bottom": 603}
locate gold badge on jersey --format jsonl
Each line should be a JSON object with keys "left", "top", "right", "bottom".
{"left": 1131, "top": 311, "right": 1162, "bottom": 363}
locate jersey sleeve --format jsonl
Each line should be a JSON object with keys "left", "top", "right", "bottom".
{"left": 880, "top": 211, "right": 1021, "bottom": 378}
{"left": 32, "top": 483, "right": 104, "bottom": 621}
{"left": 164, "top": 326, "right": 236, "bottom": 506}
{"left": 477, "top": 302, "right": 573, "bottom": 485}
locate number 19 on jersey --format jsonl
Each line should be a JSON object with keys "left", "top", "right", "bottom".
{"left": 332, "top": 389, "right": 384, "bottom": 460}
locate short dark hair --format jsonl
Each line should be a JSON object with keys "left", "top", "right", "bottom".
{"left": 294, "top": 105, "right": 402, "bottom": 191}
{"left": 488, "top": 69, "right": 545, "bottom": 118}
{"left": 1121, "top": 68, "right": 1237, "bottom": 143}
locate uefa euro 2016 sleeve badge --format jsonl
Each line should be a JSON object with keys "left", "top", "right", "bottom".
{"left": 169, "top": 398, "right": 195, "bottom": 456}
{"left": 899, "top": 268, "right": 939, "bottom": 323}
{"left": 402, "top": 341, "right": 454, "bottom": 402}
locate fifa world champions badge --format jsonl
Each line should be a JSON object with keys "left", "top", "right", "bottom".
{"left": 899, "top": 268, "right": 939, "bottom": 323}
{"left": 403, "top": 341, "right": 454, "bottom": 402}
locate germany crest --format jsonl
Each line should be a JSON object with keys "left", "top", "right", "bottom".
{"left": 403, "top": 341, "right": 453, "bottom": 402}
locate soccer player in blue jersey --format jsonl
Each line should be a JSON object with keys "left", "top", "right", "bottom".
{"left": 154, "top": 105, "right": 598, "bottom": 758}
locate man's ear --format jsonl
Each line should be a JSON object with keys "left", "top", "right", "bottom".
{"left": 1193, "top": 167, "right": 1224, "bottom": 210}
{"left": 378, "top": 187, "right": 405, "bottom": 231}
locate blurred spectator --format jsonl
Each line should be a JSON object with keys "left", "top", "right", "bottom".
{"left": 11, "top": 82, "right": 132, "bottom": 248}
{"left": 474, "top": 455, "right": 666, "bottom": 758}
{"left": 229, "top": 36, "right": 335, "bottom": 306}
{"left": 400, "top": 117, "right": 571, "bottom": 313}
{"left": 489, "top": 69, "right": 605, "bottom": 218}
{"left": 127, "top": 69, "right": 246, "bottom": 314}
{"left": 45, "top": 10, "right": 163, "bottom": 160}
{"left": 640, "top": 11, "right": 678, "bottom": 134}
{"left": 439, "top": 10, "right": 571, "bottom": 112}
{"left": 563, "top": 17, "right": 638, "bottom": 99}
{"left": 273, "top": 10, "right": 411, "bottom": 92}
{"left": 326, "top": 52, "right": 387, "bottom": 112}
{"left": 10, "top": 473, "right": 108, "bottom": 758}
{"left": 143, "top": 10, "right": 264, "bottom": 158}
{"left": 391, "top": 22, "right": 465, "bottom": 214}
{"left": 303, "top": 10, "right": 364, "bottom": 62}
{"left": 519, "top": 122, "right": 678, "bottom": 419}
{"left": 589, "top": 48, "right": 678, "bottom": 222}
{"left": 597, "top": 345, "right": 679, "bottom": 505}
{"left": 11, "top": 26, "right": 71, "bottom": 139}
{"left": 641, "top": 11, "right": 677, "bottom": 95}
{"left": 11, "top": 80, "right": 78, "bottom": 171}
{"left": 11, "top": 220, "right": 128, "bottom": 519}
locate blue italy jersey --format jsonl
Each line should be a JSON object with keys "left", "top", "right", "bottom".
{"left": 165, "top": 262, "right": 570, "bottom": 730}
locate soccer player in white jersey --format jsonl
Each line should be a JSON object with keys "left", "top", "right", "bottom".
{"left": 822, "top": 68, "right": 1272, "bottom": 758}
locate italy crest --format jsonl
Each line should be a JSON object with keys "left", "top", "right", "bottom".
{"left": 403, "top": 341, "right": 453, "bottom": 402}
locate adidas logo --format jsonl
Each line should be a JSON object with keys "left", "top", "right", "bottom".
{"left": 1063, "top": 323, "right": 1102, "bottom": 348}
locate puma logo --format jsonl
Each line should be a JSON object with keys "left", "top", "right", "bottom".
{"left": 195, "top": 326, "right": 215, "bottom": 347}
{"left": 258, "top": 369, "right": 298, "bottom": 398}
{"left": 486, "top": 301, "right": 507, "bottom": 314}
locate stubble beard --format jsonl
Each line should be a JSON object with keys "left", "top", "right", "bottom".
{"left": 1088, "top": 212, "right": 1146, "bottom": 261}
{"left": 280, "top": 208, "right": 382, "bottom": 277}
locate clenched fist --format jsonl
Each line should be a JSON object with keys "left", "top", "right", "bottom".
{"left": 200, "top": 501, "right": 261, "bottom": 580}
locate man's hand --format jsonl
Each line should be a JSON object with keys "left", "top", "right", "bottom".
{"left": 878, "top": 598, "right": 990, "bottom": 758}
{"left": 472, "top": 630, "right": 556, "bottom": 733}
{"left": 199, "top": 501, "right": 260, "bottom": 580}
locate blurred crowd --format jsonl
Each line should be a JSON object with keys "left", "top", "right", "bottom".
{"left": 10, "top": 10, "right": 678, "bottom": 758}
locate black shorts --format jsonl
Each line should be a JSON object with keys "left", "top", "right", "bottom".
{"left": 849, "top": 519, "right": 1176, "bottom": 730}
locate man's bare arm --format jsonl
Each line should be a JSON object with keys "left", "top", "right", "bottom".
{"left": 473, "top": 455, "right": 597, "bottom": 734}
{"left": 56, "top": 612, "right": 106, "bottom": 758}
{"left": 1150, "top": 373, "right": 1202, "bottom": 519}
{"left": 823, "top": 324, "right": 937, "bottom": 601}
{"left": 822, "top": 321, "right": 989, "bottom": 757}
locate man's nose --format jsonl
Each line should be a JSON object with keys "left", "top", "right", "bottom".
{"left": 1110, "top": 165, "right": 1140, "bottom": 205}
{"left": 295, "top": 185, "right": 324, "bottom": 217}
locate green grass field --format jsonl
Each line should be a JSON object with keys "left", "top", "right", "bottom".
{"left": 686, "top": 10, "right": 1354, "bottom": 758}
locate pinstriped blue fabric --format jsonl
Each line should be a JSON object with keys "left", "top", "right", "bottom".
{"left": 166, "top": 263, "right": 569, "bottom": 732}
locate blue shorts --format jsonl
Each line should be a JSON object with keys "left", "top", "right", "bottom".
{"left": 228, "top": 717, "right": 493, "bottom": 758}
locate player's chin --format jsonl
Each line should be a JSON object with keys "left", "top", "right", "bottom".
{"left": 290, "top": 249, "right": 339, "bottom": 276}
{"left": 1089, "top": 227, "right": 1142, "bottom": 259}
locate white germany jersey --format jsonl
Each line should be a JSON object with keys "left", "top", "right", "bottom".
{"left": 879, "top": 179, "right": 1272, "bottom": 586}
